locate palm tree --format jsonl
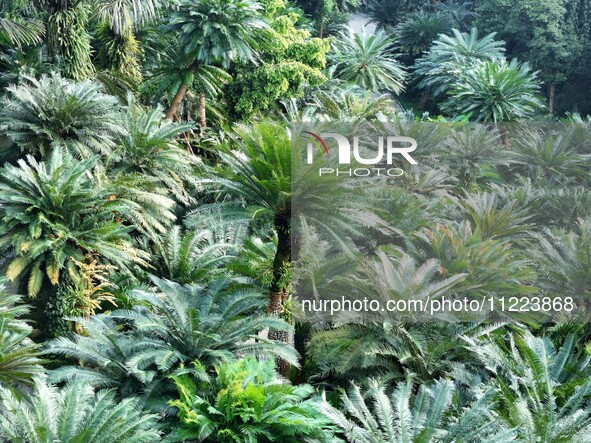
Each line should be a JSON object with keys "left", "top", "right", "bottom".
{"left": 0, "top": 0, "right": 43, "bottom": 47}
{"left": 149, "top": 221, "right": 247, "bottom": 285}
{"left": 168, "top": 357, "right": 335, "bottom": 443}
{"left": 366, "top": 0, "right": 422, "bottom": 31}
{"left": 161, "top": 0, "right": 266, "bottom": 125}
{"left": 0, "top": 377, "right": 162, "bottom": 442}
{"left": 0, "top": 73, "right": 125, "bottom": 159}
{"left": 442, "top": 59, "right": 545, "bottom": 122}
{"left": 149, "top": 46, "right": 231, "bottom": 128}
{"left": 331, "top": 29, "right": 406, "bottom": 94}
{"left": 531, "top": 218, "right": 591, "bottom": 309}
{"left": 307, "top": 252, "right": 467, "bottom": 382}
{"left": 196, "top": 122, "right": 292, "bottom": 350}
{"left": 320, "top": 378, "right": 516, "bottom": 442}
{"left": 509, "top": 126, "right": 591, "bottom": 184}
{"left": 46, "top": 314, "right": 169, "bottom": 410}
{"left": 413, "top": 27, "right": 505, "bottom": 97}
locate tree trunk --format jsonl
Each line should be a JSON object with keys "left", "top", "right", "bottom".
{"left": 268, "top": 209, "right": 292, "bottom": 378}
{"left": 198, "top": 94, "right": 207, "bottom": 131}
{"left": 548, "top": 83, "right": 556, "bottom": 115}
{"left": 165, "top": 82, "right": 189, "bottom": 121}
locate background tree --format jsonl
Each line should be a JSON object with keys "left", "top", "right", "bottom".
{"left": 226, "top": 0, "right": 329, "bottom": 120}
{"left": 476, "top": 0, "right": 581, "bottom": 114}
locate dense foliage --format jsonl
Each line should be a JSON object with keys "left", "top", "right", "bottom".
{"left": 0, "top": 0, "right": 590, "bottom": 442}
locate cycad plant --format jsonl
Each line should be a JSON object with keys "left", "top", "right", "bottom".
{"left": 509, "top": 127, "right": 591, "bottom": 184}
{"left": 413, "top": 28, "right": 505, "bottom": 97}
{"left": 442, "top": 59, "right": 545, "bottom": 122}
{"left": 0, "top": 149, "right": 144, "bottom": 297}
{"left": 531, "top": 218, "right": 591, "bottom": 306}
{"left": 46, "top": 314, "right": 172, "bottom": 411}
{"left": 113, "top": 276, "right": 298, "bottom": 371}
{"left": 0, "top": 73, "right": 125, "bottom": 159}
{"left": 0, "top": 150, "right": 147, "bottom": 299}
{"left": 168, "top": 357, "right": 336, "bottom": 442}
{"left": 0, "top": 280, "right": 45, "bottom": 393}
{"left": 108, "top": 95, "right": 197, "bottom": 205}
{"left": 394, "top": 11, "right": 452, "bottom": 57}
{"left": 321, "top": 378, "right": 515, "bottom": 442}
{"left": 0, "top": 377, "right": 162, "bottom": 442}
{"left": 331, "top": 29, "right": 406, "bottom": 93}
{"left": 307, "top": 252, "right": 466, "bottom": 381}
{"left": 467, "top": 331, "right": 591, "bottom": 442}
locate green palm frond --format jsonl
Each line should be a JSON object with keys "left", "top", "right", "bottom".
{"left": 0, "top": 149, "right": 149, "bottom": 297}
{"left": 0, "top": 279, "right": 45, "bottom": 393}
{"left": 168, "top": 357, "right": 336, "bottom": 443}
{"left": 467, "top": 330, "right": 591, "bottom": 443}
{"left": 108, "top": 94, "right": 197, "bottom": 205}
{"left": 169, "top": 0, "right": 267, "bottom": 67}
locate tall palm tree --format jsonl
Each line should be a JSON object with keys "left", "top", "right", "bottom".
{"left": 162, "top": 0, "right": 266, "bottom": 125}
{"left": 197, "top": 122, "right": 292, "bottom": 347}
{"left": 331, "top": 29, "right": 406, "bottom": 94}
{"left": 442, "top": 59, "right": 545, "bottom": 122}
{"left": 0, "top": 377, "right": 162, "bottom": 442}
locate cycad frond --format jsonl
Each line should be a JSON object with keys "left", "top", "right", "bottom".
{"left": 0, "top": 377, "right": 161, "bottom": 442}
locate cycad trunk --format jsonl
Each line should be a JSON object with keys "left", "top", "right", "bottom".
{"left": 268, "top": 209, "right": 292, "bottom": 377}
{"left": 165, "top": 82, "right": 189, "bottom": 121}
{"left": 549, "top": 83, "right": 556, "bottom": 115}
{"left": 198, "top": 94, "right": 207, "bottom": 130}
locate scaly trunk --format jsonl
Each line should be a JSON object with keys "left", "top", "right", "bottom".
{"left": 198, "top": 94, "right": 207, "bottom": 131}
{"left": 548, "top": 83, "right": 556, "bottom": 115}
{"left": 165, "top": 82, "right": 189, "bottom": 121}
{"left": 268, "top": 209, "right": 292, "bottom": 378}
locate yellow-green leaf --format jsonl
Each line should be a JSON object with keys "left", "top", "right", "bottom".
{"left": 28, "top": 263, "right": 43, "bottom": 298}
{"left": 46, "top": 259, "right": 60, "bottom": 286}
{"left": 6, "top": 255, "right": 31, "bottom": 281}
